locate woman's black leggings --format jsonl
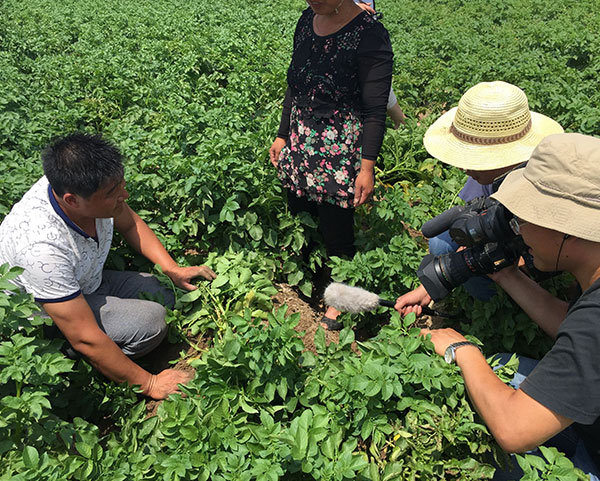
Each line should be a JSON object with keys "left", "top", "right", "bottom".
{"left": 286, "top": 189, "right": 356, "bottom": 259}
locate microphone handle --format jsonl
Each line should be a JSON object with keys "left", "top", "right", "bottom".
{"left": 378, "top": 298, "right": 454, "bottom": 319}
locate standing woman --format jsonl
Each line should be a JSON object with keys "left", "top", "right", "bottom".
{"left": 269, "top": 0, "right": 393, "bottom": 329}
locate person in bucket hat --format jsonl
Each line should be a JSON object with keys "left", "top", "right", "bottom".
{"left": 395, "top": 81, "right": 563, "bottom": 315}
{"left": 422, "top": 133, "right": 600, "bottom": 480}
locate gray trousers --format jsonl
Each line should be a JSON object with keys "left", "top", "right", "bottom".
{"left": 46, "top": 271, "right": 174, "bottom": 359}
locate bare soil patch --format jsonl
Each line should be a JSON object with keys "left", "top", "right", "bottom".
{"left": 271, "top": 282, "right": 340, "bottom": 353}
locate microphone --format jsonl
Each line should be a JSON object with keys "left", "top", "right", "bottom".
{"left": 421, "top": 205, "right": 466, "bottom": 238}
{"left": 421, "top": 197, "right": 488, "bottom": 239}
{"left": 323, "top": 283, "right": 452, "bottom": 318}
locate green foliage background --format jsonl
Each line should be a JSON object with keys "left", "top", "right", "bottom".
{"left": 1, "top": 0, "right": 598, "bottom": 479}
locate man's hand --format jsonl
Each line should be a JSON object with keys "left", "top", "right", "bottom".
{"left": 43, "top": 295, "right": 184, "bottom": 397}
{"left": 354, "top": 160, "right": 375, "bottom": 206}
{"left": 269, "top": 137, "right": 286, "bottom": 168}
{"left": 487, "top": 263, "right": 521, "bottom": 283}
{"left": 145, "top": 368, "right": 194, "bottom": 400}
{"left": 395, "top": 284, "right": 432, "bottom": 316}
{"left": 165, "top": 265, "right": 217, "bottom": 291}
{"left": 420, "top": 327, "right": 469, "bottom": 357}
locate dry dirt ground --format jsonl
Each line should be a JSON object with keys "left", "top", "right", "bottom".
{"left": 272, "top": 283, "right": 341, "bottom": 352}
{"left": 142, "top": 283, "right": 445, "bottom": 415}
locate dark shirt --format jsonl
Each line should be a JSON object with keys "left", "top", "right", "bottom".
{"left": 521, "top": 278, "right": 600, "bottom": 469}
{"left": 277, "top": 8, "right": 393, "bottom": 161}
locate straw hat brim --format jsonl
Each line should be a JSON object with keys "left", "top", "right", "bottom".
{"left": 491, "top": 170, "right": 600, "bottom": 243}
{"left": 423, "top": 108, "right": 564, "bottom": 170}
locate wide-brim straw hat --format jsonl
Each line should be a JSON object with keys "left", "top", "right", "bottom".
{"left": 492, "top": 133, "right": 600, "bottom": 242}
{"left": 423, "top": 81, "right": 564, "bottom": 170}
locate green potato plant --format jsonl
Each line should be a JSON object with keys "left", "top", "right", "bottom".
{"left": 1, "top": 0, "right": 599, "bottom": 478}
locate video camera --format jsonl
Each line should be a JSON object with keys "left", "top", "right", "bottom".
{"left": 416, "top": 161, "right": 553, "bottom": 301}
{"left": 416, "top": 196, "right": 529, "bottom": 301}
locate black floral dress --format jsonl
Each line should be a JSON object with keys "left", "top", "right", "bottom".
{"left": 277, "top": 8, "right": 393, "bottom": 209}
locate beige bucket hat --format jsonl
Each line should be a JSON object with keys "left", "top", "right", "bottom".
{"left": 423, "top": 81, "right": 564, "bottom": 170}
{"left": 492, "top": 133, "right": 600, "bottom": 242}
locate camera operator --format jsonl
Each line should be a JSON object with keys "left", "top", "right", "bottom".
{"left": 395, "top": 81, "right": 563, "bottom": 316}
{"left": 421, "top": 134, "right": 600, "bottom": 479}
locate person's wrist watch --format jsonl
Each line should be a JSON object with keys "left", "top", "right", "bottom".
{"left": 444, "top": 341, "right": 481, "bottom": 364}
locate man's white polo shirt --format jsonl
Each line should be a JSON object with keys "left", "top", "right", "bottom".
{"left": 0, "top": 176, "right": 113, "bottom": 303}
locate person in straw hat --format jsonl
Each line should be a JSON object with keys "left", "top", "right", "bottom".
{"left": 395, "top": 81, "right": 564, "bottom": 316}
{"left": 420, "top": 133, "right": 600, "bottom": 479}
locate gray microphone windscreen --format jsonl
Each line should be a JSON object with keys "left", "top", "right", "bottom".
{"left": 323, "top": 283, "right": 380, "bottom": 313}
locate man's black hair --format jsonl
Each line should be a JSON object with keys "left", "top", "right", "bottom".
{"left": 42, "top": 133, "right": 124, "bottom": 198}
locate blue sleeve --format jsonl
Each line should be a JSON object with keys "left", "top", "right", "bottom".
{"left": 458, "top": 177, "right": 494, "bottom": 202}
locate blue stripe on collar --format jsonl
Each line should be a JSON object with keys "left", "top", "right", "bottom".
{"left": 47, "top": 184, "right": 95, "bottom": 241}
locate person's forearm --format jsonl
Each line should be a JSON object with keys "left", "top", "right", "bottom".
{"left": 456, "top": 346, "right": 571, "bottom": 452}
{"left": 456, "top": 347, "right": 536, "bottom": 452}
{"left": 73, "top": 333, "right": 153, "bottom": 392}
{"left": 358, "top": 39, "right": 392, "bottom": 160}
{"left": 457, "top": 348, "right": 516, "bottom": 431}
{"left": 119, "top": 208, "right": 179, "bottom": 274}
{"left": 277, "top": 87, "right": 292, "bottom": 140}
{"left": 360, "top": 158, "right": 375, "bottom": 172}
{"left": 493, "top": 268, "right": 568, "bottom": 338}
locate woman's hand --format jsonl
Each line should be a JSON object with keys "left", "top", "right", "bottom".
{"left": 354, "top": 159, "right": 375, "bottom": 206}
{"left": 269, "top": 137, "right": 286, "bottom": 168}
{"left": 144, "top": 369, "right": 194, "bottom": 400}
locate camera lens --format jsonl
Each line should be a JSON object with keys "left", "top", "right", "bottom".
{"left": 418, "top": 251, "right": 475, "bottom": 301}
{"left": 417, "top": 197, "right": 526, "bottom": 301}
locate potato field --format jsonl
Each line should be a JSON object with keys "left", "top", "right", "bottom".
{"left": 1, "top": 0, "right": 599, "bottom": 479}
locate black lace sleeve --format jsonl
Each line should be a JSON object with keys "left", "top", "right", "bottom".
{"left": 358, "top": 21, "right": 393, "bottom": 161}
{"left": 277, "top": 87, "right": 293, "bottom": 140}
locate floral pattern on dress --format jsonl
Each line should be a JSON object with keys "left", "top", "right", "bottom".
{"left": 278, "top": 105, "right": 362, "bottom": 209}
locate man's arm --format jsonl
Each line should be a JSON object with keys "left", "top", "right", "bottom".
{"left": 422, "top": 328, "right": 573, "bottom": 452}
{"left": 43, "top": 295, "right": 192, "bottom": 399}
{"left": 490, "top": 266, "right": 568, "bottom": 339}
{"left": 114, "top": 204, "right": 216, "bottom": 289}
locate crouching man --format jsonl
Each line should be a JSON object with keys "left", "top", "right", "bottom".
{"left": 420, "top": 133, "right": 599, "bottom": 479}
{"left": 0, "top": 133, "right": 216, "bottom": 400}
